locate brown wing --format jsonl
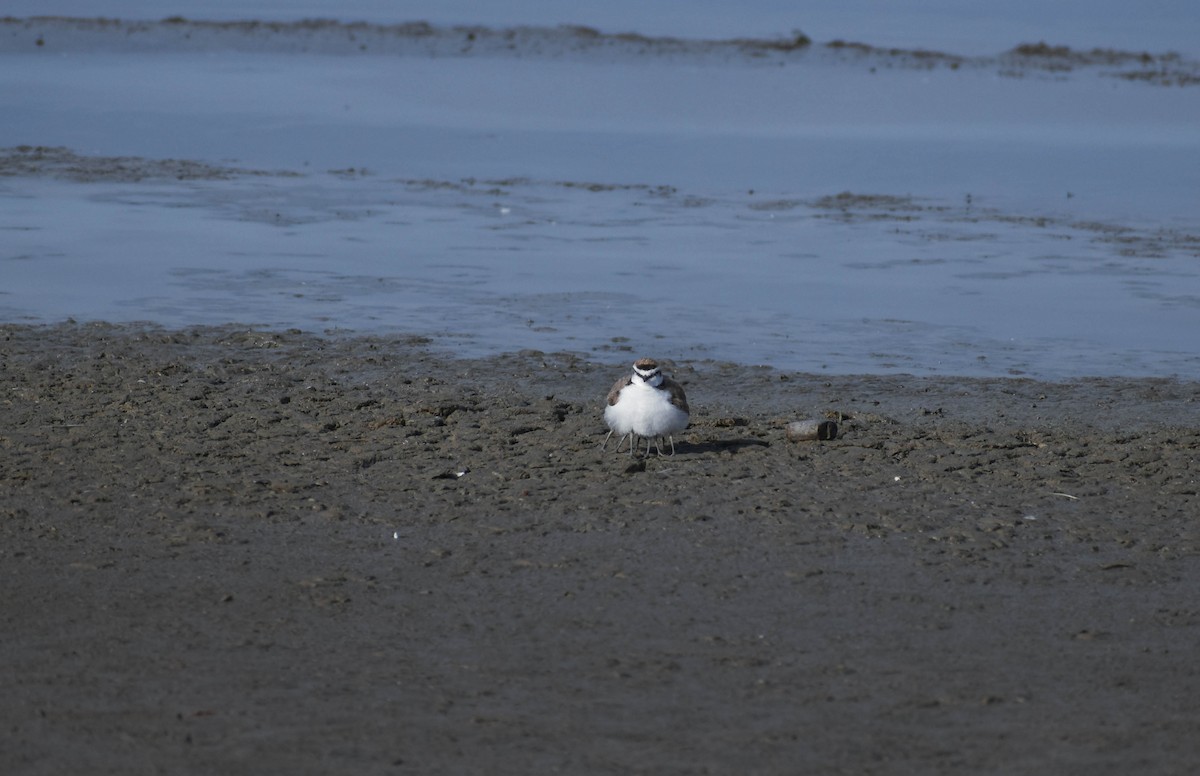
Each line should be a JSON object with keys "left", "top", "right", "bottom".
{"left": 606, "top": 375, "right": 632, "bottom": 406}
{"left": 661, "top": 377, "right": 689, "bottom": 413}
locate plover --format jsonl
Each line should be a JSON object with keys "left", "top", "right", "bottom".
{"left": 602, "top": 358, "right": 690, "bottom": 457}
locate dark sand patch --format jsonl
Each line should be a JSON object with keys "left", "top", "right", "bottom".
{"left": 0, "top": 145, "right": 293, "bottom": 183}
{"left": 3, "top": 323, "right": 1199, "bottom": 774}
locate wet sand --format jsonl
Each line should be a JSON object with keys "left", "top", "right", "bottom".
{"left": 3, "top": 322, "right": 1199, "bottom": 774}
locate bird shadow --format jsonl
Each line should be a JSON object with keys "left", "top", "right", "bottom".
{"left": 680, "top": 438, "right": 771, "bottom": 455}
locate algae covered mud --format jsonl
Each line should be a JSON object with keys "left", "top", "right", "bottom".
{"left": 3, "top": 323, "right": 1199, "bottom": 773}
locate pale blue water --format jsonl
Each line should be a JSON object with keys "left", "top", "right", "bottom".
{"left": 2, "top": 5, "right": 1198, "bottom": 379}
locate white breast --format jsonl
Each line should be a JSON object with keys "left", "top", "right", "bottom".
{"left": 605, "top": 382, "right": 688, "bottom": 437}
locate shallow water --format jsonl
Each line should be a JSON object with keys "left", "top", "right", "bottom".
{"left": 5, "top": 165, "right": 1197, "bottom": 379}
{"left": 2, "top": 13, "right": 1199, "bottom": 379}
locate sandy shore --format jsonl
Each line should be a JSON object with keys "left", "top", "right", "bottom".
{"left": 3, "top": 322, "right": 1199, "bottom": 774}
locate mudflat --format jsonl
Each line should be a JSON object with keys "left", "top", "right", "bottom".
{"left": 3, "top": 323, "right": 1199, "bottom": 774}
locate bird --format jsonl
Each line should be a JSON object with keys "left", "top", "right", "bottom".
{"left": 602, "top": 358, "right": 689, "bottom": 457}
